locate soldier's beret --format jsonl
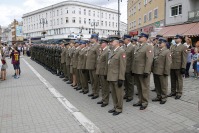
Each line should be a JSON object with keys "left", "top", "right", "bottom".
{"left": 174, "top": 34, "right": 184, "bottom": 40}
{"left": 90, "top": 34, "right": 98, "bottom": 39}
{"left": 138, "top": 32, "right": 149, "bottom": 39}
{"left": 158, "top": 37, "right": 167, "bottom": 43}
{"left": 123, "top": 34, "right": 132, "bottom": 39}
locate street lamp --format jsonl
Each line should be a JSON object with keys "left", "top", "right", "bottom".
{"left": 91, "top": 22, "right": 99, "bottom": 34}
{"left": 108, "top": 0, "right": 122, "bottom": 37}
{"left": 40, "top": 18, "right": 48, "bottom": 38}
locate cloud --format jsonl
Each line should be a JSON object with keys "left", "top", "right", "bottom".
{"left": 0, "top": 0, "right": 127, "bottom": 27}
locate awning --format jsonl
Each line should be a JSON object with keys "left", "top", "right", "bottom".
{"left": 184, "top": 23, "right": 199, "bottom": 36}
{"left": 158, "top": 22, "right": 198, "bottom": 37}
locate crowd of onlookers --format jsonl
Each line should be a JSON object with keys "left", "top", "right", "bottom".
{"left": 0, "top": 43, "right": 31, "bottom": 81}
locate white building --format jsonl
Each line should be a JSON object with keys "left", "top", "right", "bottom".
{"left": 22, "top": 0, "right": 121, "bottom": 41}
{"left": 120, "top": 21, "right": 127, "bottom": 37}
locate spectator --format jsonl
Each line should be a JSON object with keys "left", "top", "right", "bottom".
{"left": 1, "top": 50, "right": 8, "bottom": 81}
{"left": 192, "top": 48, "right": 199, "bottom": 79}
{"left": 184, "top": 37, "right": 193, "bottom": 78}
{"left": 11, "top": 47, "right": 20, "bottom": 79}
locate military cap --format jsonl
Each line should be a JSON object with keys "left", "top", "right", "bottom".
{"left": 155, "top": 34, "right": 163, "bottom": 39}
{"left": 119, "top": 39, "right": 124, "bottom": 43}
{"left": 100, "top": 38, "right": 109, "bottom": 44}
{"left": 90, "top": 34, "right": 99, "bottom": 39}
{"left": 74, "top": 40, "right": 80, "bottom": 44}
{"left": 122, "top": 34, "right": 132, "bottom": 40}
{"left": 61, "top": 40, "right": 67, "bottom": 44}
{"left": 131, "top": 38, "right": 137, "bottom": 42}
{"left": 158, "top": 37, "right": 167, "bottom": 43}
{"left": 108, "top": 35, "right": 120, "bottom": 42}
{"left": 138, "top": 32, "right": 149, "bottom": 39}
{"left": 174, "top": 34, "right": 184, "bottom": 40}
{"left": 80, "top": 40, "right": 87, "bottom": 45}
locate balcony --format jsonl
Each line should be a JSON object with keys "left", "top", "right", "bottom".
{"left": 188, "top": 9, "right": 199, "bottom": 22}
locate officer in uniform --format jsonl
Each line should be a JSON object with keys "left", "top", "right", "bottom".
{"left": 86, "top": 34, "right": 100, "bottom": 99}
{"left": 60, "top": 40, "right": 67, "bottom": 80}
{"left": 152, "top": 38, "right": 172, "bottom": 104}
{"left": 107, "top": 40, "right": 126, "bottom": 116}
{"left": 65, "top": 42, "right": 71, "bottom": 83}
{"left": 123, "top": 35, "right": 135, "bottom": 102}
{"left": 168, "top": 35, "right": 187, "bottom": 99}
{"left": 132, "top": 33, "right": 153, "bottom": 110}
{"left": 96, "top": 38, "right": 110, "bottom": 107}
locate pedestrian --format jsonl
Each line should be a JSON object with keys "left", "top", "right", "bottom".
{"left": 1, "top": 50, "right": 8, "bottom": 81}
{"left": 192, "top": 48, "right": 199, "bottom": 79}
{"left": 132, "top": 33, "right": 153, "bottom": 110}
{"left": 152, "top": 38, "right": 171, "bottom": 104}
{"left": 11, "top": 47, "right": 20, "bottom": 79}
{"left": 107, "top": 40, "right": 126, "bottom": 116}
{"left": 168, "top": 35, "right": 187, "bottom": 99}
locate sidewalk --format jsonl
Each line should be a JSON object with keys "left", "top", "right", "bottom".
{"left": 0, "top": 56, "right": 86, "bottom": 133}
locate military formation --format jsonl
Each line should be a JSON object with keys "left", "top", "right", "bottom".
{"left": 30, "top": 33, "right": 187, "bottom": 116}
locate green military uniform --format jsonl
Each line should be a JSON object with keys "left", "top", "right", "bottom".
{"left": 65, "top": 45, "right": 71, "bottom": 81}
{"left": 61, "top": 46, "right": 67, "bottom": 78}
{"left": 132, "top": 43, "right": 153, "bottom": 108}
{"left": 153, "top": 46, "right": 171, "bottom": 103}
{"left": 96, "top": 46, "right": 109, "bottom": 105}
{"left": 107, "top": 46, "right": 126, "bottom": 113}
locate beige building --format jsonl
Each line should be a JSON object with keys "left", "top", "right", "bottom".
{"left": 127, "top": 0, "right": 165, "bottom": 37}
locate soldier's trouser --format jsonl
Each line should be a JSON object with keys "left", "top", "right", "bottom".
{"left": 89, "top": 70, "right": 99, "bottom": 96}
{"left": 134, "top": 74, "right": 150, "bottom": 106}
{"left": 80, "top": 70, "right": 89, "bottom": 92}
{"left": 66, "top": 65, "right": 71, "bottom": 80}
{"left": 154, "top": 74, "right": 168, "bottom": 101}
{"left": 124, "top": 73, "right": 134, "bottom": 99}
{"left": 61, "top": 63, "right": 67, "bottom": 77}
{"left": 75, "top": 68, "right": 81, "bottom": 88}
{"left": 99, "top": 75, "right": 109, "bottom": 104}
{"left": 109, "top": 81, "right": 124, "bottom": 112}
{"left": 170, "top": 69, "right": 183, "bottom": 96}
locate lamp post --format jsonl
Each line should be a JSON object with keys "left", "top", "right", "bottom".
{"left": 91, "top": 22, "right": 99, "bottom": 34}
{"left": 108, "top": 0, "right": 122, "bottom": 37}
{"left": 40, "top": 18, "right": 48, "bottom": 38}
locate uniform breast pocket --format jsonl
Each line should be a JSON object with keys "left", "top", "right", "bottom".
{"left": 112, "top": 57, "right": 119, "bottom": 65}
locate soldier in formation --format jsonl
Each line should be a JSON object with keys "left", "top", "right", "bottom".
{"left": 30, "top": 33, "right": 187, "bottom": 115}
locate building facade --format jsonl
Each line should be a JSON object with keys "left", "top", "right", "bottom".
{"left": 166, "top": 0, "right": 199, "bottom": 26}
{"left": 127, "top": 0, "right": 165, "bottom": 37}
{"left": 120, "top": 21, "right": 128, "bottom": 37}
{"left": 22, "top": 0, "right": 122, "bottom": 41}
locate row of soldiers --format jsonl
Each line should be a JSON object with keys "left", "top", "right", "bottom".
{"left": 30, "top": 33, "right": 187, "bottom": 116}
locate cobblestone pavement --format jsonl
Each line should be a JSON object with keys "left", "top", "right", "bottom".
{"left": 1, "top": 56, "right": 199, "bottom": 133}
{"left": 0, "top": 56, "right": 86, "bottom": 133}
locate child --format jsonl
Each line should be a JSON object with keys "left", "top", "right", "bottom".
{"left": 192, "top": 48, "right": 199, "bottom": 79}
{"left": 1, "top": 51, "right": 8, "bottom": 81}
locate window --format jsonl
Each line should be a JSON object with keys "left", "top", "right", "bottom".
{"left": 112, "top": 15, "right": 114, "bottom": 20}
{"left": 65, "top": 8, "right": 68, "bottom": 14}
{"left": 93, "top": 11, "right": 95, "bottom": 17}
{"left": 101, "top": 21, "right": 103, "bottom": 26}
{"left": 134, "top": 21, "right": 136, "bottom": 27}
{"left": 116, "top": 23, "right": 117, "bottom": 27}
{"left": 138, "top": 2, "right": 141, "bottom": 10}
{"left": 105, "top": 21, "right": 107, "bottom": 26}
{"left": 171, "top": 5, "right": 182, "bottom": 16}
{"left": 79, "top": 17, "right": 81, "bottom": 24}
{"left": 139, "top": 18, "right": 141, "bottom": 25}
{"left": 154, "top": 8, "right": 158, "bottom": 18}
{"left": 66, "top": 17, "right": 69, "bottom": 23}
{"left": 148, "top": 11, "right": 152, "bottom": 21}
{"left": 144, "top": 0, "right": 148, "bottom": 5}
{"left": 105, "top": 13, "right": 107, "bottom": 19}
{"left": 109, "top": 14, "right": 111, "bottom": 19}
{"left": 60, "top": 9, "right": 62, "bottom": 15}
{"left": 112, "top": 22, "right": 114, "bottom": 27}
{"left": 61, "top": 18, "right": 63, "bottom": 24}
{"left": 84, "top": 18, "right": 86, "bottom": 24}
{"left": 144, "top": 14, "right": 147, "bottom": 23}
{"left": 97, "top": 11, "right": 99, "bottom": 17}
{"left": 109, "top": 22, "right": 111, "bottom": 26}
{"left": 72, "top": 7, "right": 75, "bottom": 14}
{"left": 134, "top": 6, "right": 136, "bottom": 14}
{"left": 101, "top": 12, "right": 103, "bottom": 18}
{"left": 79, "top": 8, "right": 81, "bottom": 14}
{"left": 57, "top": 10, "right": 59, "bottom": 16}
{"left": 89, "top": 19, "right": 91, "bottom": 24}
{"left": 72, "top": 17, "right": 76, "bottom": 23}
{"left": 57, "top": 19, "right": 59, "bottom": 25}
{"left": 88, "top": 10, "right": 91, "bottom": 16}
{"left": 84, "top": 9, "right": 86, "bottom": 15}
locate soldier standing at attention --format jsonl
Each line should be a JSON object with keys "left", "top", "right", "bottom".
{"left": 65, "top": 42, "right": 71, "bottom": 83}
{"left": 107, "top": 40, "right": 126, "bottom": 116}
{"left": 86, "top": 34, "right": 100, "bottom": 99}
{"left": 132, "top": 33, "right": 153, "bottom": 110}
{"left": 60, "top": 40, "right": 67, "bottom": 81}
{"left": 152, "top": 38, "right": 171, "bottom": 104}
{"left": 168, "top": 35, "right": 187, "bottom": 99}
{"left": 123, "top": 35, "right": 135, "bottom": 102}
{"left": 96, "top": 38, "right": 110, "bottom": 107}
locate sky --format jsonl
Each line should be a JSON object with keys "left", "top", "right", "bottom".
{"left": 0, "top": 0, "right": 127, "bottom": 27}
